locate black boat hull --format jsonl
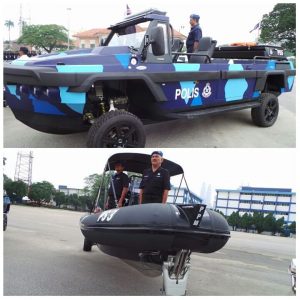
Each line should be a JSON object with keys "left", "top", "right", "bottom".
{"left": 80, "top": 203, "right": 230, "bottom": 254}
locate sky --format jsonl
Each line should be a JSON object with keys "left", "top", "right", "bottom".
{"left": 1, "top": 0, "right": 288, "bottom": 45}
{"left": 3, "top": 148, "right": 297, "bottom": 207}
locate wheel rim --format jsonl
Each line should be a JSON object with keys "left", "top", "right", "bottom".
{"left": 102, "top": 124, "right": 139, "bottom": 148}
{"left": 264, "top": 99, "right": 278, "bottom": 122}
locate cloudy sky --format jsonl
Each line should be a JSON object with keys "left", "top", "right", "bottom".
{"left": 3, "top": 148, "right": 297, "bottom": 206}
{"left": 2, "top": 0, "right": 288, "bottom": 45}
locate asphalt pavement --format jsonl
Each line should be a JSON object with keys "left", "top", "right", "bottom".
{"left": 3, "top": 205, "right": 296, "bottom": 296}
{"left": 3, "top": 87, "right": 296, "bottom": 148}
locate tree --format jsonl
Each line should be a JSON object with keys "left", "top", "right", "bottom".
{"left": 259, "top": 4, "right": 296, "bottom": 54}
{"left": 4, "top": 20, "right": 14, "bottom": 45}
{"left": 28, "top": 181, "right": 55, "bottom": 205}
{"left": 263, "top": 213, "right": 277, "bottom": 234}
{"left": 79, "top": 195, "right": 94, "bottom": 212}
{"left": 215, "top": 209, "right": 226, "bottom": 218}
{"left": 240, "top": 213, "right": 253, "bottom": 232}
{"left": 289, "top": 221, "right": 296, "bottom": 234}
{"left": 4, "top": 180, "right": 28, "bottom": 202}
{"left": 252, "top": 211, "right": 264, "bottom": 233}
{"left": 53, "top": 191, "right": 66, "bottom": 208}
{"left": 67, "top": 194, "right": 81, "bottom": 211}
{"left": 83, "top": 172, "right": 113, "bottom": 209}
{"left": 274, "top": 217, "right": 285, "bottom": 235}
{"left": 227, "top": 211, "right": 240, "bottom": 231}
{"left": 3, "top": 174, "right": 12, "bottom": 186}
{"left": 18, "top": 24, "right": 68, "bottom": 53}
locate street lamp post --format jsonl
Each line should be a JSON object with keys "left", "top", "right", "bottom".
{"left": 67, "top": 7, "right": 72, "bottom": 50}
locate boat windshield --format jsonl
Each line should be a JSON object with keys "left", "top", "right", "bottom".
{"left": 108, "top": 22, "right": 150, "bottom": 50}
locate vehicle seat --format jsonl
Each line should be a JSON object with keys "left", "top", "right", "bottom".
{"left": 126, "top": 175, "right": 142, "bottom": 206}
{"left": 172, "top": 38, "right": 184, "bottom": 62}
{"left": 189, "top": 37, "right": 217, "bottom": 63}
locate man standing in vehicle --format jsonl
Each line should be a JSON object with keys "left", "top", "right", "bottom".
{"left": 105, "top": 161, "right": 129, "bottom": 209}
{"left": 139, "top": 151, "right": 170, "bottom": 204}
{"left": 17, "top": 47, "right": 30, "bottom": 60}
{"left": 186, "top": 14, "right": 202, "bottom": 60}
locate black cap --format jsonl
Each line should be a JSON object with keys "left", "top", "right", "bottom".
{"left": 114, "top": 160, "right": 124, "bottom": 167}
{"left": 19, "top": 46, "right": 29, "bottom": 54}
{"left": 151, "top": 151, "right": 163, "bottom": 157}
{"left": 190, "top": 14, "right": 200, "bottom": 21}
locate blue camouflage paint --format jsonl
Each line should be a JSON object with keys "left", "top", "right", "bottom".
{"left": 56, "top": 65, "right": 104, "bottom": 73}
{"left": 287, "top": 76, "right": 294, "bottom": 90}
{"left": 191, "top": 94, "right": 202, "bottom": 106}
{"left": 11, "top": 60, "right": 28, "bottom": 66}
{"left": 115, "top": 54, "right": 131, "bottom": 69}
{"left": 59, "top": 87, "right": 85, "bottom": 114}
{"left": 173, "top": 63, "right": 200, "bottom": 72}
{"left": 56, "top": 52, "right": 68, "bottom": 57}
{"left": 6, "top": 85, "right": 20, "bottom": 100}
{"left": 266, "top": 60, "right": 276, "bottom": 70}
{"left": 252, "top": 91, "right": 261, "bottom": 98}
{"left": 178, "top": 81, "right": 196, "bottom": 104}
{"left": 28, "top": 94, "right": 65, "bottom": 115}
{"left": 225, "top": 64, "right": 248, "bottom": 101}
{"left": 288, "top": 61, "right": 295, "bottom": 90}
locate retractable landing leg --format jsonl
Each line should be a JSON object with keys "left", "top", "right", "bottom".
{"left": 161, "top": 249, "right": 191, "bottom": 296}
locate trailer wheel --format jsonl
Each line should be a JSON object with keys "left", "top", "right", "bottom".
{"left": 251, "top": 93, "right": 279, "bottom": 127}
{"left": 83, "top": 238, "right": 93, "bottom": 252}
{"left": 87, "top": 110, "right": 146, "bottom": 148}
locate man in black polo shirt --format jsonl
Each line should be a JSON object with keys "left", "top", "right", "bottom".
{"left": 186, "top": 14, "right": 202, "bottom": 61}
{"left": 139, "top": 151, "right": 171, "bottom": 204}
{"left": 105, "top": 161, "right": 129, "bottom": 210}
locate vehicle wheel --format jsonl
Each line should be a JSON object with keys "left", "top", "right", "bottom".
{"left": 83, "top": 238, "right": 93, "bottom": 252}
{"left": 3, "top": 214, "right": 7, "bottom": 231}
{"left": 87, "top": 110, "right": 146, "bottom": 148}
{"left": 251, "top": 93, "right": 279, "bottom": 127}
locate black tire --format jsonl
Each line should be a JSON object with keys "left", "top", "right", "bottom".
{"left": 83, "top": 238, "right": 93, "bottom": 252}
{"left": 3, "top": 213, "right": 7, "bottom": 231}
{"left": 87, "top": 110, "right": 146, "bottom": 148}
{"left": 251, "top": 93, "right": 279, "bottom": 127}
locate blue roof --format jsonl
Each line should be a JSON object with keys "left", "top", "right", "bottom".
{"left": 216, "top": 187, "right": 295, "bottom": 196}
{"left": 241, "top": 186, "right": 292, "bottom": 193}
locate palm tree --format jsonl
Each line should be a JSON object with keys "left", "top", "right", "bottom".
{"left": 4, "top": 20, "right": 14, "bottom": 45}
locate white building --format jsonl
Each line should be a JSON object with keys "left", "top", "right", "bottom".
{"left": 215, "top": 186, "right": 296, "bottom": 224}
{"left": 58, "top": 185, "right": 85, "bottom": 196}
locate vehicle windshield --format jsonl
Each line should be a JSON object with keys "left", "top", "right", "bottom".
{"left": 108, "top": 21, "right": 150, "bottom": 49}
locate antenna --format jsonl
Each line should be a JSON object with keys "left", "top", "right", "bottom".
{"left": 14, "top": 151, "right": 33, "bottom": 190}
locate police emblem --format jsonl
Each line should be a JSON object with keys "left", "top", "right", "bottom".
{"left": 202, "top": 83, "right": 212, "bottom": 98}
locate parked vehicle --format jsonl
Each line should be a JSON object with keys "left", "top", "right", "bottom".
{"left": 4, "top": 9, "right": 295, "bottom": 147}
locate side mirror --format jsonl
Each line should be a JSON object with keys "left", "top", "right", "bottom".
{"left": 100, "top": 38, "right": 106, "bottom": 46}
{"left": 150, "top": 27, "right": 165, "bottom": 56}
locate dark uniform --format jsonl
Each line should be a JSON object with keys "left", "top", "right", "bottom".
{"left": 186, "top": 24, "right": 202, "bottom": 54}
{"left": 139, "top": 167, "right": 171, "bottom": 204}
{"left": 107, "top": 172, "right": 129, "bottom": 209}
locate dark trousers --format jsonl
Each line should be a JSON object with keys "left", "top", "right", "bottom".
{"left": 142, "top": 194, "right": 162, "bottom": 204}
{"left": 107, "top": 196, "right": 118, "bottom": 210}
{"left": 3, "top": 204, "right": 10, "bottom": 214}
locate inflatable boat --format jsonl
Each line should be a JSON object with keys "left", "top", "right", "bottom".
{"left": 79, "top": 153, "right": 230, "bottom": 295}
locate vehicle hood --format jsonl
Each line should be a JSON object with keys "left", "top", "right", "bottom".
{"left": 11, "top": 46, "right": 133, "bottom": 68}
